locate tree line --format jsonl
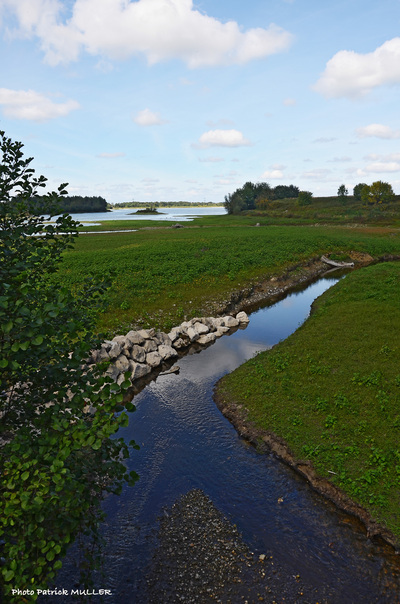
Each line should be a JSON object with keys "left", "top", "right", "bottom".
{"left": 337, "top": 181, "right": 396, "bottom": 205}
{"left": 113, "top": 201, "right": 224, "bottom": 208}
{"left": 225, "top": 180, "right": 397, "bottom": 214}
{"left": 224, "top": 182, "right": 301, "bottom": 214}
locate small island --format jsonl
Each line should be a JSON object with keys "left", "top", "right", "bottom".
{"left": 130, "top": 207, "right": 164, "bottom": 215}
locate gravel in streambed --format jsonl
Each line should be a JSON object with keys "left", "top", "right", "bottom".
{"left": 144, "top": 489, "right": 328, "bottom": 603}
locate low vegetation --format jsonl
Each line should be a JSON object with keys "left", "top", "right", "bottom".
{"left": 54, "top": 222, "right": 400, "bottom": 336}
{"left": 217, "top": 262, "right": 400, "bottom": 539}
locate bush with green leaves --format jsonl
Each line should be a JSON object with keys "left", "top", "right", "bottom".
{"left": 0, "top": 131, "right": 139, "bottom": 601}
{"left": 297, "top": 190, "right": 313, "bottom": 206}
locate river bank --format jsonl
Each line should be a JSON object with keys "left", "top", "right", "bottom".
{"left": 214, "top": 257, "right": 400, "bottom": 554}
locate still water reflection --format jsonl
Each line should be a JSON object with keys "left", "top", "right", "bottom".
{"left": 57, "top": 275, "right": 400, "bottom": 602}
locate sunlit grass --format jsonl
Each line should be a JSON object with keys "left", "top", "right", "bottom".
{"left": 217, "top": 262, "right": 400, "bottom": 538}
{"left": 54, "top": 223, "right": 400, "bottom": 335}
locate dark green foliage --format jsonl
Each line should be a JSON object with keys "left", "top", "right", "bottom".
{"left": 0, "top": 131, "right": 138, "bottom": 601}
{"left": 297, "top": 190, "right": 313, "bottom": 206}
{"left": 361, "top": 181, "right": 395, "bottom": 205}
{"left": 353, "top": 183, "right": 368, "bottom": 202}
{"left": 337, "top": 184, "right": 348, "bottom": 203}
{"left": 30, "top": 194, "right": 108, "bottom": 214}
{"left": 224, "top": 181, "right": 299, "bottom": 214}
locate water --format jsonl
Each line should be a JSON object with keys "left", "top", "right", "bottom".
{"left": 49, "top": 206, "right": 226, "bottom": 224}
{"left": 56, "top": 274, "right": 400, "bottom": 602}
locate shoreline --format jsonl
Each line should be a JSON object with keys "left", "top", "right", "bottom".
{"left": 213, "top": 252, "right": 400, "bottom": 554}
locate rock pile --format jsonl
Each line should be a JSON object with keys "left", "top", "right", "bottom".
{"left": 89, "top": 312, "right": 249, "bottom": 386}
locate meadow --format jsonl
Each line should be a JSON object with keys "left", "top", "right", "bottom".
{"left": 217, "top": 262, "right": 400, "bottom": 539}
{"left": 56, "top": 219, "right": 400, "bottom": 335}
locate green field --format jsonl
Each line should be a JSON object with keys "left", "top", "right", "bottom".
{"left": 216, "top": 262, "right": 400, "bottom": 539}
{"left": 56, "top": 221, "right": 400, "bottom": 336}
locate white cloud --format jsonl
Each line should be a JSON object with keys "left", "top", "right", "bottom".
{"left": 364, "top": 161, "right": 400, "bottom": 173}
{"left": 195, "top": 129, "right": 251, "bottom": 148}
{"left": 0, "top": 88, "right": 79, "bottom": 121}
{"left": 97, "top": 152, "right": 125, "bottom": 158}
{"left": 262, "top": 169, "right": 284, "bottom": 179}
{"left": 328, "top": 156, "right": 352, "bottom": 163}
{"left": 314, "top": 37, "right": 400, "bottom": 99}
{"left": 198, "top": 156, "right": 224, "bottom": 163}
{"left": 355, "top": 123, "right": 400, "bottom": 139}
{"left": 365, "top": 152, "right": 400, "bottom": 162}
{"left": 313, "top": 137, "right": 336, "bottom": 143}
{"left": 302, "top": 168, "right": 333, "bottom": 180}
{"left": 206, "top": 118, "right": 235, "bottom": 128}
{"left": 3, "top": 0, "right": 293, "bottom": 67}
{"left": 133, "top": 108, "right": 167, "bottom": 126}
{"left": 283, "top": 98, "right": 296, "bottom": 106}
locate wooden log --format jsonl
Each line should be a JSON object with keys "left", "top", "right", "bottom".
{"left": 321, "top": 255, "right": 354, "bottom": 268}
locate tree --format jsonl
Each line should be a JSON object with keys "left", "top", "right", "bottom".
{"left": 297, "top": 190, "right": 313, "bottom": 206}
{"left": 0, "top": 131, "right": 138, "bottom": 601}
{"left": 353, "top": 182, "right": 368, "bottom": 202}
{"left": 273, "top": 184, "right": 300, "bottom": 199}
{"left": 360, "top": 180, "right": 395, "bottom": 205}
{"left": 337, "top": 184, "right": 348, "bottom": 203}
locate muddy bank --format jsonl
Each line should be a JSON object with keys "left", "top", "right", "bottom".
{"left": 214, "top": 252, "right": 400, "bottom": 554}
{"left": 219, "top": 251, "right": 377, "bottom": 317}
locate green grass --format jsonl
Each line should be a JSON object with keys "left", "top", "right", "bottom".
{"left": 54, "top": 223, "right": 400, "bottom": 335}
{"left": 217, "top": 262, "right": 400, "bottom": 539}
{"left": 51, "top": 222, "right": 400, "bottom": 334}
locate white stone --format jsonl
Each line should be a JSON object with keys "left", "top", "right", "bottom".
{"left": 158, "top": 344, "right": 178, "bottom": 360}
{"left": 215, "top": 326, "right": 230, "bottom": 337}
{"left": 115, "top": 354, "right": 130, "bottom": 373}
{"left": 125, "top": 330, "right": 145, "bottom": 346}
{"left": 108, "top": 340, "right": 123, "bottom": 359}
{"left": 130, "top": 344, "right": 146, "bottom": 363}
{"left": 146, "top": 351, "right": 163, "bottom": 367}
{"left": 143, "top": 339, "right": 157, "bottom": 353}
{"left": 130, "top": 362, "right": 151, "bottom": 380}
{"left": 236, "top": 311, "right": 250, "bottom": 324}
{"left": 222, "top": 315, "right": 239, "bottom": 328}
{"left": 193, "top": 322, "right": 209, "bottom": 335}
{"left": 186, "top": 326, "right": 200, "bottom": 341}
{"left": 197, "top": 333, "right": 217, "bottom": 345}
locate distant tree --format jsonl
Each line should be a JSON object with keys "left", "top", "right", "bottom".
{"left": 360, "top": 181, "right": 395, "bottom": 205}
{"left": 337, "top": 184, "right": 348, "bottom": 201}
{"left": 297, "top": 190, "right": 313, "bottom": 206}
{"left": 353, "top": 183, "right": 368, "bottom": 202}
{"left": 273, "top": 184, "right": 300, "bottom": 199}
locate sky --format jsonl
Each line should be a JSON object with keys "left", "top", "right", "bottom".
{"left": 1, "top": 0, "right": 400, "bottom": 204}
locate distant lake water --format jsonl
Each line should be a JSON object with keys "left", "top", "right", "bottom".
{"left": 55, "top": 206, "right": 227, "bottom": 223}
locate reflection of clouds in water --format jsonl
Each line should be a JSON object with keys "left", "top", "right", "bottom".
{"left": 180, "top": 337, "right": 271, "bottom": 382}
{"left": 281, "top": 297, "right": 295, "bottom": 308}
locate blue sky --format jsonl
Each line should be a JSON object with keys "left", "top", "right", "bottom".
{"left": 1, "top": 0, "right": 400, "bottom": 203}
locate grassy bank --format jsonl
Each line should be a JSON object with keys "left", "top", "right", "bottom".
{"left": 216, "top": 262, "right": 400, "bottom": 540}
{"left": 55, "top": 223, "right": 400, "bottom": 335}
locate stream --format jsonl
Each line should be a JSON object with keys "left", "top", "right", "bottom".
{"left": 56, "top": 273, "right": 400, "bottom": 603}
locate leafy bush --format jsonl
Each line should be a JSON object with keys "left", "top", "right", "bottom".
{"left": 0, "top": 131, "right": 138, "bottom": 601}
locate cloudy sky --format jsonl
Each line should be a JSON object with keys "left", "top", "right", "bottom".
{"left": 1, "top": 0, "right": 400, "bottom": 203}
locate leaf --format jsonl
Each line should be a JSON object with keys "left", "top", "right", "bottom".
{"left": 3, "top": 569, "right": 14, "bottom": 582}
{"left": 2, "top": 320, "right": 13, "bottom": 333}
{"left": 32, "top": 335, "right": 44, "bottom": 346}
